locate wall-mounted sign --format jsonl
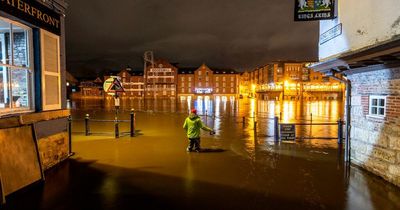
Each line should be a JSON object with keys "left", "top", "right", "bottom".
{"left": 195, "top": 88, "right": 212, "bottom": 94}
{"left": 150, "top": 68, "right": 172, "bottom": 73}
{"left": 280, "top": 124, "right": 296, "bottom": 141}
{"left": 294, "top": 0, "right": 336, "bottom": 21}
{"left": 320, "top": 23, "right": 342, "bottom": 44}
{"left": 0, "top": 0, "right": 61, "bottom": 35}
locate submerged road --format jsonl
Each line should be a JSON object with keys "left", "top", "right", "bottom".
{"left": 4, "top": 111, "right": 400, "bottom": 210}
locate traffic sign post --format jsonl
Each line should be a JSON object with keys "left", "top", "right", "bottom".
{"left": 103, "top": 77, "right": 125, "bottom": 96}
{"left": 103, "top": 77, "right": 125, "bottom": 139}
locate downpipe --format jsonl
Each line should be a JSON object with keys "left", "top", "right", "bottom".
{"left": 328, "top": 73, "right": 352, "bottom": 164}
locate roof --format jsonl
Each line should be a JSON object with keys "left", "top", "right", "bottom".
{"left": 211, "top": 68, "right": 238, "bottom": 74}
{"left": 178, "top": 68, "right": 197, "bottom": 74}
{"left": 312, "top": 38, "right": 400, "bottom": 75}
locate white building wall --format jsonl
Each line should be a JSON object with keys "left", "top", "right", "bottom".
{"left": 319, "top": 0, "right": 400, "bottom": 61}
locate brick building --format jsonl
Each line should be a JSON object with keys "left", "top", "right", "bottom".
{"left": 177, "top": 68, "right": 196, "bottom": 99}
{"left": 115, "top": 68, "right": 144, "bottom": 97}
{"left": 177, "top": 64, "right": 239, "bottom": 100}
{"left": 144, "top": 59, "right": 178, "bottom": 99}
{"left": 244, "top": 62, "right": 342, "bottom": 100}
{"left": 313, "top": 0, "right": 400, "bottom": 187}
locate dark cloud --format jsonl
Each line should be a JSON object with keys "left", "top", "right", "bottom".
{"left": 65, "top": 0, "right": 318, "bottom": 77}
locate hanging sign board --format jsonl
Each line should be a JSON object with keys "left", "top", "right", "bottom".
{"left": 0, "top": 0, "right": 61, "bottom": 35}
{"left": 280, "top": 124, "right": 296, "bottom": 141}
{"left": 103, "top": 77, "right": 125, "bottom": 96}
{"left": 150, "top": 68, "right": 172, "bottom": 73}
{"left": 294, "top": 0, "right": 336, "bottom": 21}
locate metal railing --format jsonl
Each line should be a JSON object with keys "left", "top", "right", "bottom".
{"left": 68, "top": 109, "right": 137, "bottom": 138}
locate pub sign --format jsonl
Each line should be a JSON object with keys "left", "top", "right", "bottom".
{"left": 294, "top": 0, "right": 336, "bottom": 21}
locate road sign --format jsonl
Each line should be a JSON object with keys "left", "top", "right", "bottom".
{"left": 280, "top": 124, "right": 296, "bottom": 141}
{"left": 103, "top": 77, "right": 125, "bottom": 96}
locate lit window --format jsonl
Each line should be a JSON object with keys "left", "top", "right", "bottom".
{"left": 198, "top": 71, "right": 201, "bottom": 75}
{"left": 0, "top": 18, "right": 33, "bottom": 115}
{"left": 223, "top": 77, "right": 226, "bottom": 82}
{"left": 369, "top": 95, "right": 386, "bottom": 117}
{"left": 189, "top": 77, "right": 192, "bottom": 81}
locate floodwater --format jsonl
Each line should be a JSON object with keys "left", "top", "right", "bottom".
{"left": 4, "top": 98, "right": 400, "bottom": 210}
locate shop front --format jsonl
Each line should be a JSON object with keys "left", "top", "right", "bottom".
{"left": 0, "top": 0, "right": 69, "bottom": 203}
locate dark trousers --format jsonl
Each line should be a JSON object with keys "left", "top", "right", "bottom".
{"left": 187, "top": 138, "right": 201, "bottom": 151}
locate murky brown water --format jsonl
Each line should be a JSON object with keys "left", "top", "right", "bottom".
{"left": 4, "top": 98, "right": 400, "bottom": 210}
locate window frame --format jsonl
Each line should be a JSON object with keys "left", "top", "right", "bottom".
{"left": 368, "top": 95, "right": 386, "bottom": 118}
{"left": 0, "top": 17, "right": 34, "bottom": 116}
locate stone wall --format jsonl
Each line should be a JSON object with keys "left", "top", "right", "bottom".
{"left": 348, "top": 67, "right": 400, "bottom": 187}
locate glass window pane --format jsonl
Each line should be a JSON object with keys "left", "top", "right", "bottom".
{"left": 371, "top": 107, "right": 378, "bottom": 115}
{"left": 0, "top": 20, "right": 11, "bottom": 65}
{"left": 12, "top": 25, "right": 29, "bottom": 67}
{"left": 372, "top": 99, "right": 378, "bottom": 106}
{"left": 0, "top": 66, "right": 10, "bottom": 109}
{"left": 11, "top": 69, "right": 30, "bottom": 108}
{"left": 379, "top": 108, "right": 385, "bottom": 116}
{"left": 379, "top": 99, "right": 385, "bottom": 107}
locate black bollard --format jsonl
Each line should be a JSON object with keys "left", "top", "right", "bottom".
{"left": 85, "top": 114, "right": 90, "bottom": 136}
{"left": 130, "top": 109, "right": 135, "bottom": 137}
{"left": 274, "top": 116, "right": 280, "bottom": 142}
{"left": 242, "top": 116, "right": 246, "bottom": 127}
{"left": 68, "top": 115, "right": 73, "bottom": 155}
{"left": 338, "top": 119, "right": 343, "bottom": 144}
{"left": 115, "top": 117, "right": 120, "bottom": 139}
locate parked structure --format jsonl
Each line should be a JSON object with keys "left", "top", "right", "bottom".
{"left": 313, "top": 0, "right": 400, "bottom": 187}
{"left": 0, "top": 0, "right": 69, "bottom": 200}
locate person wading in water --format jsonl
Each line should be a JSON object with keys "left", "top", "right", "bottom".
{"left": 183, "top": 109, "right": 215, "bottom": 152}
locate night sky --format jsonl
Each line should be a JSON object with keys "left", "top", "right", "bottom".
{"left": 65, "top": 0, "right": 319, "bottom": 78}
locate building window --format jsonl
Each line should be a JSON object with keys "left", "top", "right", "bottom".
{"left": 188, "top": 88, "right": 191, "bottom": 93}
{"left": 181, "top": 77, "right": 184, "bottom": 81}
{"left": 189, "top": 77, "right": 192, "bottom": 82}
{"left": 369, "top": 95, "right": 386, "bottom": 117}
{"left": 188, "top": 82, "right": 192, "bottom": 87}
{"left": 216, "top": 83, "right": 219, "bottom": 87}
{"left": 223, "top": 77, "right": 226, "bottom": 82}
{"left": 182, "top": 88, "right": 185, "bottom": 93}
{"left": 0, "top": 18, "right": 33, "bottom": 115}
{"left": 216, "top": 77, "right": 219, "bottom": 81}
{"left": 198, "top": 82, "right": 201, "bottom": 87}
{"left": 231, "top": 77, "right": 234, "bottom": 82}
{"left": 216, "top": 88, "right": 219, "bottom": 93}
{"left": 223, "top": 88, "right": 225, "bottom": 93}
{"left": 231, "top": 88, "right": 234, "bottom": 93}
{"left": 198, "top": 71, "right": 201, "bottom": 76}
{"left": 206, "top": 82, "right": 209, "bottom": 87}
